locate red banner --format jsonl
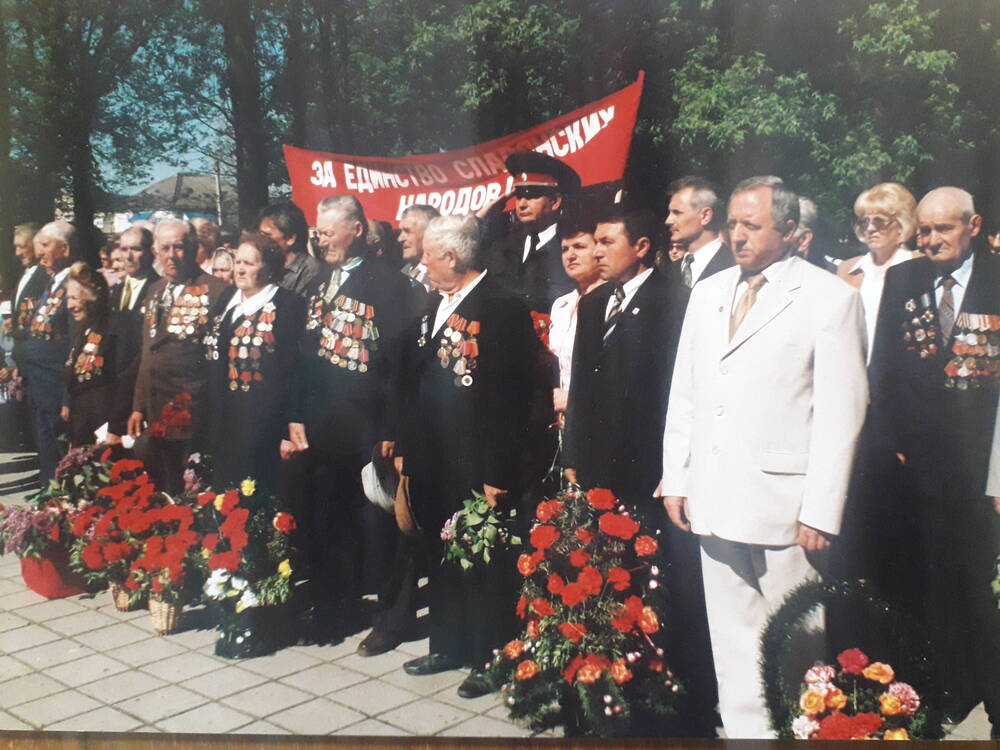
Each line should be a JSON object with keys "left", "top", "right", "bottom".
{"left": 284, "top": 72, "right": 645, "bottom": 226}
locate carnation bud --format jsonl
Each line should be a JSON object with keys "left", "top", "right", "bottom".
{"left": 604, "top": 707, "right": 613, "bottom": 716}
{"left": 649, "top": 580, "right": 659, "bottom": 589}
{"left": 507, "top": 697, "right": 515, "bottom": 705}
{"left": 655, "top": 529, "right": 662, "bottom": 535}
{"left": 493, "top": 649, "right": 500, "bottom": 655}
{"left": 613, "top": 705, "right": 622, "bottom": 714}
{"left": 671, "top": 684, "right": 680, "bottom": 693}
{"left": 651, "top": 565, "right": 660, "bottom": 575}
{"left": 667, "top": 670, "right": 674, "bottom": 678}
{"left": 603, "top": 695, "right": 612, "bottom": 704}
{"left": 656, "top": 648, "right": 664, "bottom": 656}
{"left": 626, "top": 653, "right": 637, "bottom": 663}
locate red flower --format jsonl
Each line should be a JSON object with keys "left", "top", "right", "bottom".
{"left": 599, "top": 512, "right": 640, "bottom": 540}
{"left": 515, "top": 596, "right": 528, "bottom": 619}
{"left": 816, "top": 711, "right": 883, "bottom": 740}
{"left": 634, "top": 535, "right": 658, "bottom": 556}
{"left": 577, "top": 565, "right": 602, "bottom": 595}
{"left": 638, "top": 606, "right": 660, "bottom": 634}
{"left": 547, "top": 573, "right": 566, "bottom": 595}
{"left": 610, "top": 660, "right": 633, "bottom": 684}
{"left": 151, "top": 578, "right": 164, "bottom": 594}
{"left": 531, "top": 598, "right": 554, "bottom": 617}
{"left": 560, "top": 582, "right": 586, "bottom": 607}
{"left": 568, "top": 548, "right": 591, "bottom": 567}
{"left": 607, "top": 566, "right": 630, "bottom": 591}
{"left": 109, "top": 459, "right": 144, "bottom": 482}
{"left": 535, "top": 499, "right": 564, "bottom": 523}
{"left": 124, "top": 577, "right": 140, "bottom": 590}
{"left": 575, "top": 527, "right": 594, "bottom": 544}
{"left": 558, "top": 622, "right": 587, "bottom": 644}
{"left": 611, "top": 595, "right": 644, "bottom": 632}
{"left": 517, "top": 553, "right": 538, "bottom": 576}
{"left": 202, "top": 533, "right": 219, "bottom": 552}
{"left": 208, "top": 551, "right": 241, "bottom": 572}
{"left": 586, "top": 487, "right": 616, "bottom": 510}
{"left": 196, "top": 491, "right": 216, "bottom": 506}
{"left": 530, "top": 311, "right": 551, "bottom": 349}
{"left": 272, "top": 512, "right": 296, "bottom": 534}
{"left": 530, "top": 524, "right": 560, "bottom": 550}
{"left": 82, "top": 542, "right": 104, "bottom": 570}
{"left": 563, "top": 655, "right": 585, "bottom": 684}
{"left": 217, "top": 490, "right": 239, "bottom": 515}
{"left": 837, "top": 648, "right": 870, "bottom": 675}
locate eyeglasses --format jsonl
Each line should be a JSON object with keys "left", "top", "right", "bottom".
{"left": 855, "top": 215, "right": 897, "bottom": 233}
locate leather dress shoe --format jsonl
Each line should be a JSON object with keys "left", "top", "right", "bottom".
{"left": 456, "top": 670, "right": 492, "bottom": 699}
{"left": 403, "top": 653, "right": 460, "bottom": 676}
{"left": 357, "top": 629, "right": 401, "bottom": 657}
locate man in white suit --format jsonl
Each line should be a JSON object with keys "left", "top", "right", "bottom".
{"left": 659, "top": 177, "right": 868, "bottom": 738}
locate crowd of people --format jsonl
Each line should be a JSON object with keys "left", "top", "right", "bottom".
{"left": 0, "top": 150, "right": 998, "bottom": 739}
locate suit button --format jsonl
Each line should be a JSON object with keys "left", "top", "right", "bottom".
{"left": 711, "top": 445, "right": 720, "bottom": 455}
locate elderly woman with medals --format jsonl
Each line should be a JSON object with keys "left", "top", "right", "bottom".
{"left": 206, "top": 232, "right": 305, "bottom": 491}
{"left": 62, "top": 262, "right": 119, "bottom": 447}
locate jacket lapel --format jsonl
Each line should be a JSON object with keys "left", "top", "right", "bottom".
{"left": 722, "top": 257, "right": 802, "bottom": 358}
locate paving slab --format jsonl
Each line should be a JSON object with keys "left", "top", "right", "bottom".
{"left": 9, "top": 689, "right": 102, "bottom": 727}
{"left": 220, "top": 681, "right": 313, "bottom": 718}
{"left": 10, "top": 639, "right": 94, "bottom": 670}
{"left": 44, "top": 705, "right": 143, "bottom": 732}
{"left": 0, "top": 710, "right": 31, "bottom": 730}
{"left": 277, "top": 662, "right": 368, "bottom": 696}
{"left": 105, "top": 635, "right": 187, "bottom": 667}
{"left": 0, "top": 610, "right": 29, "bottom": 633}
{"left": 138, "top": 651, "right": 224, "bottom": 682}
{"left": 439, "top": 714, "right": 535, "bottom": 738}
{"left": 155, "top": 703, "right": 254, "bottom": 734}
{"left": 77, "top": 669, "right": 168, "bottom": 704}
{"left": 0, "top": 623, "right": 60, "bottom": 653}
{"left": 231, "top": 719, "right": 291, "bottom": 735}
{"left": 377, "top": 696, "right": 474, "bottom": 735}
{"left": 336, "top": 647, "right": 415, "bottom": 678}
{"left": 180, "top": 665, "right": 269, "bottom": 699}
{"left": 266, "top": 697, "right": 366, "bottom": 735}
{"left": 73, "top": 621, "right": 149, "bottom": 651}
{"left": 327, "top": 678, "right": 421, "bottom": 716}
{"left": 236, "top": 649, "right": 323, "bottom": 679}
{"left": 43, "top": 653, "right": 130, "bottom": 688}
{"left": 115, "top": 684, "right": 207, "bottom": 724}
{"left": 0, "top": 673, "right": 68, "bottom": 709}
{"left": 0, "top": 654, "right": 32, "bottom": 681}
{"left": 380, "top": 666, "right": 466, "bottom": 697}
{"left": 44, "top": 609, "right": 120, "bottom": 637}
{"left": 16, "top": 598, "right": 88, "bottom": 622}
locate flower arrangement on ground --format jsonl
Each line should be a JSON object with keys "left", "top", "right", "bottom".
{"left": 790, "top": 648, "right": 932, "bottom": 740}
{"left": 150, "top": 392, "right": 192, "bottom": 439}
{"left": 196, "top": 479, "right": 297, "bottom": 658}
{"left": 487, "top": 487, "right": 680, "bottom": 737}
{"left": 441, "top": 491, "right": 520, "bottom": 571}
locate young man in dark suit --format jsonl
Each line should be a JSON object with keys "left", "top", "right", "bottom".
{"left": 664, "top": 176, "right": 732, "bottom": 289}
{"left": 563, "top": 208, "right": 717, "bottom": 736}
{"left": 868, "top": 187, "right": 1000, "bottom": 738}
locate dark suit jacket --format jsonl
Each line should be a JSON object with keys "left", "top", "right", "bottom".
{"left": 109, "top": 272, "right": 159, "bottom": 434}
{"left": 662, "top": 242, "right": 734, "bottom": 292}
{"left": 869, "top": 250, "right": 1000, "bottom": 498}
{"left": 486, "top": 225, "right": 575, "bottom": 313}
{"left": 393, "top": 274, "right": 537, "bottom": 529}
{"left": 563, "top": 267, "right": 688, "bottom": 502}
{"left": 10, "top": 265, "right": 47, "bottom": 347}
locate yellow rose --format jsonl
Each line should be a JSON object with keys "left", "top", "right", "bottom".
{"left": 241, "top": 478, "right": 256, "bottom": 497}
{"left": 799, "top": 690, "right": 826, "bottom": 715}
{"left": 277, "top": 559, "right": 292, "bottom": 578}
{"left": 863, "top": 662, "right": 895, "bottom": 684}
{"left": 879, "top": 694, "right": 903, "bottom": 716}
{"left": 883, "top": 728, "right": 909, "bottom": 740}
{"left": 825, "top": 687, "right": 847, "bottom": 710}
{"left": 214, "top": 495, "right": 224, "bottom": 512}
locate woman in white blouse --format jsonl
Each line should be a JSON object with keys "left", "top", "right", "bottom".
{"left": 838, "top": 182, "right": 920, "bottom": 357}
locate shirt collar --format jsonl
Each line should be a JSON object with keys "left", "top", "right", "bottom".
{"left": 621, "top": 266, "right": 653, "bottom": 297}
{"left": 852, "top": 246, "right": 912, "bottom": 275}
{"left": 537, "top": 222, "right": 558, "bottom": 247}
{"left": 441, "top": 270, "right": 487, "bottom": 305}
{"left": 941, "top": 250, "right": 975, "bottom": 288}
{"left": 52, "top": 267, "right": 71, "bottom": 287}
{"left": 224, "top": 284, "right": 279, "bottom": 318}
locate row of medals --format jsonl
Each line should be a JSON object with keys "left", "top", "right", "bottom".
{"left": 438, "top": 324, "right": 478, "bottom": 388}
{"left": 945, "top": 313, "right": 1000, "bottom": 389}
{"left": 227, "top": 304, "right": 276, "bottom": 392}
{"left": 30, "top": 288, "right": 64, "bottom": 340}
{"left": 69, "top": 331, "right": 104, "bottom": 382}
{"left": 164, "top": 288, "right": 210, "bottom": 339}
{"left": 310, "top": 296, "right": 378, "bottom": 373}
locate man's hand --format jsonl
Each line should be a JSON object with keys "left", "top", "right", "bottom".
{"left": 896, "top": 452, "right": 907, "bottom": 465}
{"left": 992, "top": 496, "right": 1000, "bottom": 516}
{"left": 663, "top": 495, "right": 691, "bottom": 532}
{"left": 127, "top": 411, "right": 144, "bottom": 439}
{"left": 379, "top": 441, "right": 395, "bottom": 459}
{"left": 795, "top": 522, "right": 831, "bottom": 551}
{"left": 552, "top": 387, "right": 568, "bottom": 413}
{"left": 475, "top": 190, "right": 514, "bottom": 220}
{"left": 288, "top": 422, "right": 309, "bottom": 452}
{"left": 394, "top": 456, "right": 404, "bottom": 475}
{"left": 279, "top": 439, "right": 297, "bottom": 460}
{"left": 564, "top": 467, "right": 578, "bottom": 486}
{"left": 105, "top": 432, "right": 123, "bottom": 447}
{"left": 483, "top": 484, "right": 508, "bottom": 508}
{"left": 59, "top": 405, "right": 70, "bottom": 422}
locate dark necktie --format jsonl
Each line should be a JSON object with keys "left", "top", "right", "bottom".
{"left": 938, "top": 275, "right": 957, "bottom": 340}
{"left": 603, "top": 285, "right": 626, "bottom": 344}
{"left": 525, "top": 233, "right": 538, "bottom": 263}
{"left": 681, "top": 254, "right": 694, "bottom": 288}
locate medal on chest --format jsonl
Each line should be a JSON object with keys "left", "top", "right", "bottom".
{"left": 164, "top": 285, "right": 210, "bottom": 340}
{"left": 943, "top": 312, "right": 1000, "bottom": 390}
{"left": 15, "top": 296, "right": 36, "bottom": 331}
{"left": 900, "top": 294, "right": 940, "bottom": 359}
{"left": 68, "top": 331, "right": 105, "bottom": 382}
{"left": 29, "top": 287, "right": 65, "bottom": 340}
{"left": 309, "top": 293, "right": 378, "bottom": 373}
{"left": 436, "top": 313, "right": 480, "bottom": 387}
{"left": 222, "top": 302, "right": 276, "bottom": 392}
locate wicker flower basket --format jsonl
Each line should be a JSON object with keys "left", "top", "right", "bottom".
{"left": 148, "top": 597, "right": 181, "bottom": 635}
{"left": 109, "top": 582, "right": 138, "bottom": 612}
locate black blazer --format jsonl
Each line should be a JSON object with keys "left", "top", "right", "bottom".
{"left": 486, "top": 227, "right": 575, "bottom": 313}
{"left": 700, "top": 242, "right": 735, "bottom": 282}
{"left": 108, "top": 272, "right": 159, "bottom": 434}
{"left": 563, "top": 268, "right": 688, "bottom": 503}
{"left": 869, "top": 250, "right": 1000, "bottom": 498}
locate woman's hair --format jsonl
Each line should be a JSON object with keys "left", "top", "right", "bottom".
{"left": 854, "top": 182, "right": 917, "bottom": 243}
{"left": 68, "top": 261, "right": 110, "bottom": 324}
{"left": 238, "top": 231, "right": 285, "bottom": 285}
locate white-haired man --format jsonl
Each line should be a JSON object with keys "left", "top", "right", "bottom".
{"left": 16, "top": 221, "right": 79, "bottom": 482}
{"left": 397, "top": 203, "right": 439, "bottom": 291}
{"left": 869, "top": 187, "right": 1000, "bottom": 738}
{"left": 127, "top": 218, "right": 232, "bottom": 493}
{"left": 391, "top": 214, "right": 537, "bottom": 699}
{"left": 286, "top": 194, "right": 425, "bottom": 643}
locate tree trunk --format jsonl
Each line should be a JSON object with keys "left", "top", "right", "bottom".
{"left": 212, "top": 0, "right": 270, "bottom": 229}
{"left": 0, "top": 2, "right": 13, "bottom": 292}
{"left": 284, "top": 0, "right": 307, "bottom": 147}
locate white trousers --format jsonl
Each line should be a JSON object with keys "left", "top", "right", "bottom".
{"left": 699, "top": 534, "right": 821, "bottom": 739}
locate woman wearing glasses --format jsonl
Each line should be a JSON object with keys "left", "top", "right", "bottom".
{"left": 837, "top": 182, "right": 920, "bottom": 356}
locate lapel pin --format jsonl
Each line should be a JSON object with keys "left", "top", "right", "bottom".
{"left": 631, "top": 307, "right": 640, "bottom": 315}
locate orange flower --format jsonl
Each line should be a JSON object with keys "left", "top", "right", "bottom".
{"left": 883, "top": 729, "right": 909, "bottom": 740}
{"left": 879, "top": 694, "right": 903, "bottom": 716}
{"left": 610, "top": 660, "right": 633, "bottom": 684}
{"left": 638, "top": 606, "right": 660, "bottom": 634}
{"left": 526, "top": 620, "right": 540, "bottom": 639}
{"left": 558, "top": 622, "right": 587, "bottom": 644}
{"left": 634, "top": 535, "right": 658, "bottom": 556}
{"left": 576, "top": 662, "right": 603, "bottom": 684}
{"left": 799, "top": 689, "right": 826, "bottom": 715}
{"left": 535, "top": 500, "right": 564, "bottom": 523}
{"left": 515, "top": 660, "right": 540, "bottom": 680}
{"left": 504, "top": 640, "right": 525, "bottom": 660}
{"left": 577, "top": 565, "right": 602, "bottom": 595}
{"left": 825, "top": 687, "right": 848, "bottom": 710}
{"left": 517, "top": 553, "right": 538, "bottom": 576}
{"left": 862, "top": 662, "right": 895, "bottom": 684}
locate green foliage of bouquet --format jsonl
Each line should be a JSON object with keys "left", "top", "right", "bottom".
{"left": 441, "top": 491, "right": 521, "bottom": 571}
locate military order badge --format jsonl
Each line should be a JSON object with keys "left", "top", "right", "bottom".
{"left": 436, "top": 313, "right": 479, "bottom": 387}
{"left": 944, "top": 312, "right": 1000, "bottom": 390}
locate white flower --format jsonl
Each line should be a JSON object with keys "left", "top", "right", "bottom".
{"left": 792, "top": 715, "right": 819, "bottom": 739}
{"left": 230, "top": 576, "right": 249, "bottom": 591}
{"left": 235, "top": 588, "right": 260, "bottom": 613}
{"left": 203, "top": 569, "right": 231, "bottom": 599}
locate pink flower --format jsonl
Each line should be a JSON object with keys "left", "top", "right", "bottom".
{"left": 887, "top": 682, "right": 920, "bottom": 715}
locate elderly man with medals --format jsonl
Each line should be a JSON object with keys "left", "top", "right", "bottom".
{"left": 286, "top": 194, "right": 424, "bottom": 642}
{"left": 868, "top": 187, "right": 1000, "bottom": 738}
{"left": 391, "top": 214, "right": 538, "bottom": 699}
{"left": 127, "top": 219, "right": 233, "bottom": 494}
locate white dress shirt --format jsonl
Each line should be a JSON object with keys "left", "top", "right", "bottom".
{"left": 847, "top": 246, "right": 913, "bottom": 358}
{"left": 684, "top": 237, "right": 724, "bottom": 286}
{"left": 549, "top": 289, "right": 581, "bottom": 391}
{"left": 604, "top": 267, "right": 653, "bottom": 320}
{"left": 120, "top": 275, "right": 150, "bottom": 311}
{"left": 433, "top": 270, "right": 487, "bottom": 335}
{"left": 934, "top": 250, "right": 975, "bottom": 316}
{"left": 15, "top": 265, "right": 41, "bottom": 306}
{"left": 522, "top": 222, "right": 558, "bottom": 263}
{"left": 223, "top": 283, "right": 279, "bottom": 320}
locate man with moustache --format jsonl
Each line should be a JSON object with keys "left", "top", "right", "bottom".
{"left": 868, "top": 187, "right": 1000, "bottom": 738}
{"left": 397, "top": 204, "right": 439, "bottom": 291}
{"left": 17, "top": 221, "right": 80, "bottom": 482}
{"left": 660, "top": 177, "right": 867, "bottom": 737}
{"left": 127, "top": 219, "right": 232, "bottom": 493}
{"left": 664, "top": 176, "right": 732, "bottom": 289}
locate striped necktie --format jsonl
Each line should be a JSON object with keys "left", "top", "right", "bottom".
{"left": 603, "top": 285, "right": 626, "bottom": 344}
{"left": 938, "top": 275, "right": 957, "bottom": 340}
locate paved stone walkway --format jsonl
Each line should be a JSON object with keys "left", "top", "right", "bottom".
{"left": 0, "top": 452, "right": 991, "bottom": 739}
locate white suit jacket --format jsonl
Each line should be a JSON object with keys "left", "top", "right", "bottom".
{"left": 661, "top": 254, "right": 868, "bottom": 546}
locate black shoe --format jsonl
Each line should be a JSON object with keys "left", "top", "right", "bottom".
{"left": 403, "top": 653, "right": 460, "bottom": 676}
{"left": 357, "top": 629, "right": 401, "bottom": 657}
{"left": 457, "top": 670, "right": 492, "bottom": 699}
